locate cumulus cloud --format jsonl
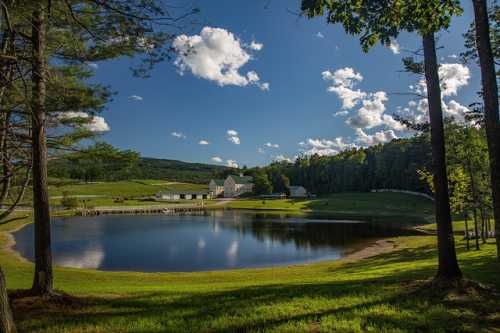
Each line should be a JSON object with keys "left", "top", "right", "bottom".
{"left": 257, "top": 147, "right": 266, "bottom": 154}
{"left": 414, "top": 63, "right": 470, "bottom": 97}
{"left": 316, "top": 32, "right": 325, "bottom": 39}
{"left": 401, "top": 63, "right": 471, "bottom": 125}
{"left": 322, "top": 68, "right": 366, "bottom": 109}
{"left": 299, "top": 137, "right": 357, "bottom": 156}
{"left": 248, "top": 40, "right": 263, "bottom": 50}
{"left": 346, "top": 91, "right": 388, "bottom": 129}
{"left": 226, "top": 160, "right": 239, "bottom": 168}
{"left": 199, "top": 140, "right": 209, "bottom": 145}
{"left": 265, "top": 142, "right": 279, "bottom": 148}
{"left": 273, "top": 155, "right": 293, "bottom": 163}
{"left": 173, "top": 27, "right": 269, "bottom": 90}
{"left": 227, "top": 129, "right": 240, "bottom": 145}
{"left": 129, "top": 95, "right": 143, "bottom": 101}
{"left": 211, "top": 156, "right": 223, "bottom": 163}
{"left": 388, "top": 38, "right": 400, "bottom": 54}
{"left": 171, "top": 131, "right": 186, "bottom": 139}
{"left": 355, "top": 128, "right": 397, "bottom": 146}
{"left": 85, "top": 62, "right": 98, "bottom": 69}
{"left": 57, "top": 112, "right": 110, "bottom": 132}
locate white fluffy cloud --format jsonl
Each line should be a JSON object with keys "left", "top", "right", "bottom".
{"left": 85, "top": 62, "right": 98, "bottom": 69}
{"left": 129, "top": 95, "right": 143, "bottom": 101}
{"left": 273, "top": 155, "right": 293, "bottom": 163}
{"left": 323, "top": 68, "right": 366, "bottom": 110}
{"left": 226, "top": 160, "right": 239, "bottom": 168}
{"left": 346, "top": 91, "right": 388, "bottom": 129}
{"left": 402, "top": 63, "right": 471, "bottom": 125}
{"left": 299, "top": 137, "right": 357, "bottom": 156}
{"left": 248, "top": 40, "right": 263, "bottom": 50}
{"left": 388, "top": 38, "right": 400, "bottom": 54}
{"left": 414, "top": 63, "right": 470, "bottom": 97}
{"left": 173, "top": 27, "right": 269, "bottom": 90}
{"left": 211, "top": 156, "right": 223, "bottom": 163}
{"left": 57, "top": 112, "right": 110, "bottom": 132}
{"left": 199, "top": 140, "right": 209, "bottom": 145}
{"left": 227, "top": 129, "right": 240, "bottom": 145}
{"left": 265, "top": 142, "right": 279, "bottom": 148}
{"left": 355, "top": 128, "right": 397, "bottom": 146}
{"left": 171, "top": 131, "right": 186, "bottom": 139}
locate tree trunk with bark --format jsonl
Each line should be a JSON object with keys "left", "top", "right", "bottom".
{"left": 472, "top": 0, "right": 500, "bottom": 260}
{"left": 0, "top": 267, "right": 16, "bottom": 333}
{"left": 422, "top": 33, "right": 463, "bottom": 281}
{"left": 31, "top": 2, "right": 53, "bottom": 296}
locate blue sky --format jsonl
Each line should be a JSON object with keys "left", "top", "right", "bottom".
{"left": 87, "top": 0, "right": 480, "bottom": 168}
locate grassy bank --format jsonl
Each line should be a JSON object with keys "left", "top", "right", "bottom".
{"left": 1, "top": 213, "right": 499, "bottom": 332}
{"left": 228, "top": 192, "right": 434, "bottom": 225}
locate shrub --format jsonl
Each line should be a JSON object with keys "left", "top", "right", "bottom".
{"left": 61, "top": 191, "right": 79, "bottom": 209}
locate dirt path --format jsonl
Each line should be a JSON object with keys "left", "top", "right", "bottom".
{"left": 343, "top": 239, "right": 399, "bottom": 261}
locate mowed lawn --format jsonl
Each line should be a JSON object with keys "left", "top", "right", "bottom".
{"left": 229, "top": 192, "right": 434, "bottom": 224}
{"left": 1, "top": 213, "right": 499, "bottom": 332}
{"left": 48, "top": 179, "right": 208, "bottom": 197}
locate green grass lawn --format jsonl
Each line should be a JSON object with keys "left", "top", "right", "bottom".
{"left": 1, "top": 213, "right": 499, "bottom": 333}
{"left": 229, "top": 192, "right": 435, "bottom": 225}
{"left": 48, "top": 179, "right": 207, "bottom": 197}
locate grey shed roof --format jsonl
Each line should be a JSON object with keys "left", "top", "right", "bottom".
{"left": 289, "top": 186, "right": 306, "bottom": 191}
{"left": 211, "top": 179, "right": 224, "bottom": 186}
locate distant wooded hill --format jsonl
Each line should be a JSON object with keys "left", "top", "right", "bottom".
{"left": 49, "top": 157, "right": 229, "bottom": 184}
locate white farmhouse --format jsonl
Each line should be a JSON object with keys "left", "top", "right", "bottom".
{"left": 209, "top": 179, "right": 225, "bottom": 197}
{"left": 224, "top": 174, "right": 254, "bottom": 198}
{"left": 289, "top": 186, "right": 308, "bottom": 198}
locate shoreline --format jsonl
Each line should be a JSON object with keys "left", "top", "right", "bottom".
{"left": 2, "top": 211, "right": 406, "bottom": 274}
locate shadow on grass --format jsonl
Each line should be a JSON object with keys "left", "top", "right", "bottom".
{"left": 11, "top": 246, "right": 500, "bottom": 333}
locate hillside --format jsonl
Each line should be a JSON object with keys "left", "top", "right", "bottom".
{"left": 49, "top": 156, "right": 229, "bottom": 184}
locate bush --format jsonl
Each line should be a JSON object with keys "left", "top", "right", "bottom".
{"left": 61, "top": 191, "right": 79, "bottom": 209}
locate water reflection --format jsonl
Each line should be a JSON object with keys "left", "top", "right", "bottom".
{"left": 13, "top": 210, "right": 415, "bottom": 272}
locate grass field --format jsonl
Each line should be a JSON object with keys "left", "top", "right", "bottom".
{"left": 228, "top": 192, "right": 435, "bottom": 225}
{"left": 1, "top": 211, "right": 499, "bottom": 333}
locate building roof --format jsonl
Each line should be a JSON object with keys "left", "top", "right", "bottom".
{"left": 289, "top": 186, "right": 306, "bottom": 191}
{"left": 210, "top": 179, "right": 224, "bottom": 186}
{"left": 157, "top": 191, "right": 209, "bottom": 195}
{"left": 228, "top": 175, "right": 253, "bottom": 184}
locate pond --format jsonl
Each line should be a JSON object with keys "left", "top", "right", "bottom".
{"left": 13, "top": 210, "right": 413, "bottom": 272}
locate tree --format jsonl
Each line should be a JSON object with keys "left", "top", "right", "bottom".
{"left": 0, "top": 267, "right": 16, "bottom": 333}
{"left": 0, "top": 0, "right": 197, "bottom": 296}
{"left": 252, "top": 170, "right": 273, "bottom": 195}
{"left": 470, "top": 0, "right": 500, "bottom": 259}
{"left": 300, "top": 0, "right": 463, "bottom": 281}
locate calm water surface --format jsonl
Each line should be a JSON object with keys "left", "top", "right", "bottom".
{"left": 13, "top": 210, "right": 410, "bottom": 272}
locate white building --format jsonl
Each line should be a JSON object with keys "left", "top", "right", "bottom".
{"left": 209, "top": 179, "right": 225, "bottom": 197}
{"left": 223, "top": 174, "right": 254, "bottom": 198}
{"left": 289, "top": 186, "right": 307, "bottom": 198}
{"left": 156, "top": 191, "right": 212, "bottom": 201}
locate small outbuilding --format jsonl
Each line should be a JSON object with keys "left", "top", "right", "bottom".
{"left": 156, "top": 191, "right": 212, "bottom": 201}
{"left": 289, "top": 186, "right": 308, "bottom": 198}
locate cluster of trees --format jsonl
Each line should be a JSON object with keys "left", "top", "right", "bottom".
{"left": 0, "top": 1, "right": 197, "bottom": 331}
{"left": 49, "top": 144, "right": 228, "bottom": 184}
{"left": 301, "top": 0, "right": 499, "bottom": 283}
{"left": 248, "top": 135, "right": 432, "bottom": 196}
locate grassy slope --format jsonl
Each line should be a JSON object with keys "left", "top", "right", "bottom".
{"left": 1, "top": 213, "right": 499, "bottom": 332}
{"left": 229, "top": 192, "right": 434, "bottom": 224}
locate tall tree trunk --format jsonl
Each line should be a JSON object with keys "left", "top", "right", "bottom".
{"left": 31, "top": 2, "right": 53, "bottom": 296}
{"left": 464, "top": 209, "right": 470, "bottom": 250}
{"left": 472, "top": 0, "right": 500, "bottom": 260}
{"left": 422, "top": 33, "right": 462, "bottom": 281}
{"left": 0, "top": 267, "right": 16, "bottom": 333}
{"left": 473, "top": 208, "right": 480, "bottom": 250}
